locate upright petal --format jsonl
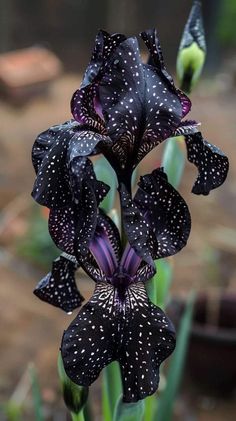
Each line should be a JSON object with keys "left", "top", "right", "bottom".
{"left": 34, "top": 254, "right": 84, "bottom": 313}
{"left": 119, "top": 184, "right": 153, "bottom": 266}
{"left": 185, "top": 132, "right": 229, "bottom": 195}
{"left": 134, "top": 168, "right": 191, "bottom": 259}
{"left": 140, "top": 29, "right": 192, "bottom": 117}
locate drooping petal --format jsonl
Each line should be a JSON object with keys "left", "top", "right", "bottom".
{"left": 32, "top": 121, "right": 108, "bottom": 209}
{"left": 134, "top": 168, "right": 191, "bottom": 259}
{"left": 48, "top": 156, "right": 109, "bottom": 256}
{"left": 119, "top": 184, "right": 154, "bottom": 266}
{"left": 34, "top": 254, "right": 84, "bottom": 313}
{"left": 61, "top": 282, "right": 117, "bottom": 386}
{"left": 174, "top": 119, "right": 200, "bottom": 136}
{"left": 32, "top": 121, "right": 75, "bottom": 208}
{"left": 119, "top": 296, "right": 175, "bottom": 402}
{"left": 185, "top": 132, "right": 229, "bottom": 195}
{"left": 61, "top": 281, "right": 175, "bottom": 403}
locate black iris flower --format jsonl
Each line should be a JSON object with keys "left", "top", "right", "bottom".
{"left": 61, "top": 208, "right": 176, "bottom": 402}
{"left": 31, "top": 27, "right": 229, "bottom": 404}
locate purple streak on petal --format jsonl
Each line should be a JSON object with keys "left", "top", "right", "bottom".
{"left": 120, "top": 245, "right": 142, "bottom": 277}
{"left": 90, "top": 232, "right": 118, "bottom": 277}
{"left": 94, "top": 94, "right": 104, "bottom": 120}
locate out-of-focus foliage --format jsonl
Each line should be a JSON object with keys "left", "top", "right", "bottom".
{"left": 18, "top": 207, "right": 59, "bottom": 269}
{"left": 218, "top": 0, "right": 236, "bottom": 46}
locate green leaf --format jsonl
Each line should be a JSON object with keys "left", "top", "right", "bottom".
{"left": 146, "top": 260, "right": 173, "bottom": 309}
{"left": 113, "top": 396, "right": 144, "bottom": 421}
{"left": 143, "top": 395, "right": 157, "bottom": 421}
{"left": 102, "top": 362, "right": 122, "bottom": 421}
{"left": 155, "top": 293, "right": 195, "bottom": 421}
{"left": 161, "top": 137, "right": 185, "bottom": 189}
{"left": 29, "top": 364, "right": 44, "bottom": 421}
{"left": 94, "top": 157, "right": 117, "bottom": 213}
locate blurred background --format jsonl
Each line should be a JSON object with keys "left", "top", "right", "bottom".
{"left": 0, "top": 0, "right": 236, "bottom": 420}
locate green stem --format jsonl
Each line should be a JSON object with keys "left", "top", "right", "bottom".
{"left": 71, "top": 411, "right": 85, "bottom": 421}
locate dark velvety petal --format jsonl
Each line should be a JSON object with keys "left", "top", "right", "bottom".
{"left": 98, "top": 37, "right": 145, "bottom": 154}
{"left": 174, "top": 119, "right": 200, "bottom": 136}
{"left": 61, "top": 282, "right": 117, "bottom": 386}
{"left": 134, "top": 261, "right": 156, "bottom": 283}
{"left": 69, "top": 129, "right": 111, "bottom": 159}
{"left": 49, "top": 188, "right": 97, "bottom": 257}
{"left": 71, "top": 85, "right": 106, "bottom": 133}
{"left": 61, "top": 281, "right": 175, "bottom": 403}
{"left": 135, "top": 168, "right": 191, "bottom": 259}
{"left": 120, "top": 295, "right": 175, "bottom": 402}
{"left": 72, "top": 31, "right": 127, "bottom": 135}
{"left": 48, "top": 156, "right": 109, "bottom": 256}
{"left": 119, "top": 184, "right": 154, "bottom": 266}
{"left": 185, "top": 132, "right": 229, "bottom": 195}
{"left": 81, "top": 30, "right": 127, "bottom": 88}
{"left": 136, "top": 64, "right": 184, "bottom": 164}
{"left": 31, "top": 121, "right": 77, "bottom": 208}
{"left": 140, "top": 29, "right": 191, "bottom": 117}
{"left": 34, "top": 254, "right": 84, "bottom": 313}
{"left": 69, "top": 156, "right": 109, "bottom": 204}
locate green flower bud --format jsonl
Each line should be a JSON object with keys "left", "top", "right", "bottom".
{"left": 177, "top": 0, "right": 206, "bottom": 93}
{"left": 58, "top": 352, "right": 88, "bottom": 415}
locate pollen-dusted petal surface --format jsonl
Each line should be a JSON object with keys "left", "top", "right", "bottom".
{"left": 185, "top": 132, "right": 229, "bottom": 195}
{"left": 61, "top": 281, "right": 175, "bottom": 402}
{"left": 34, "top": 254, "right": 84, "bottom": 313}
{"left": 134, "top": 168, "right": 191, "bottom": 259}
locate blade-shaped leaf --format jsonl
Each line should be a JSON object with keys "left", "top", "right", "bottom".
{"left": 154, "top": 293, "right": 195, "bottom": 421}
{"left": 102, "top": 362, "right": 122, "bottom": 421}
{"left": 113, "top": 396, "right": 145, "bottom": 421}
{"left": 29, "top": 364, "right": 44, "bottom": 421}
{"left": 161, "top": 137, "right": 185, "bottom": 189}
{"left": 146, "top": 260, "right": 173, "bottom": 309}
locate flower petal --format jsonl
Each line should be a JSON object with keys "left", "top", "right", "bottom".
{"left": 32, "top": 121, "right": 76, "bottom": 208}
{"left": 61, "top": 281, "right": 175, "bottom": 402}
{"left": 119, "top": 184, "right": 154, "bottom": 266}
{"left": 185, "top": 132, "right": 229, "bottom": 195}
{"left": 81, "top": 30, "right": 127, "bottom": 88}
{"left": 174, "top": 119, "right": 200, "bottom": 136}
{"left": 134, "top": 168, "right": 191, "bottom": 259}
{"left": 140, "top": 29, "right": 191, "bottom": 117}
{"left": 80, "top": 210, "right": 121, "bottom": 281}
{"left": 34, "top": 254, "right": 84, "bottom": 313}
{"left": 61, "top": 282, "right": 117, "bottom": 386}
{"left": 120, "top": 300, "right": 175, "bottom": 402}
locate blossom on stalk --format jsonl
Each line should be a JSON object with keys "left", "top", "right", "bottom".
{"left": 60, "top": 188, "right": 182, "bottom": 402}
{"left": 177, "top": 0, "right": 206, "bottom": 93}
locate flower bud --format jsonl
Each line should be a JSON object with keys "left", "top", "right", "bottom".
{"left": 58, "top": 352, "right": 88, "bottom": 415}
{"left": 177, "top": 1, "right": 206, "bottom": 93}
